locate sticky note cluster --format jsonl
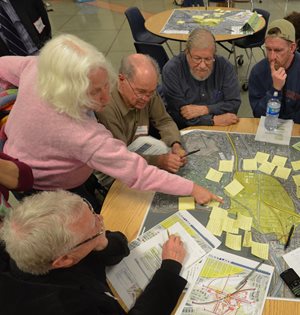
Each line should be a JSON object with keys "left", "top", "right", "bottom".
{"left": 206, "top": 207, "right": 269, "bottom": 259}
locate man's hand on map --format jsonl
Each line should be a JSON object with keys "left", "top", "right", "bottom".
{"left": 162, "top": 234, "right": 186, "bottom": 264}
{"left": 180, "top": 104, "right": 209, "bottom": 119}
{"left": 157, "top": 152, "right": 185, "bottom": 173}
{"left": 213, "top": 113, "right": 239, "bottom": 126}
{"left": 192, "top": 184, "right": 223, "bottom": 205}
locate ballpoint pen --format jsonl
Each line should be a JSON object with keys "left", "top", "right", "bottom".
{"left": 183, "top": 148, "right": 201, "bottom": 157}
{"left": 235, "top": 260, "right": 265, "bottom": 291}
{"left": 167, "top": 229, "right": 170, "bottom": 238}
{"left": 284, "top": 225, "right": 295, "bottom": 250}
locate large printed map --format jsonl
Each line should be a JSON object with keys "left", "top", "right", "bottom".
{"left": 161, "top": 9, "right": 257, "bottom": 35}
{"left": 142, "top": 130, "right": 300, "bottom": 298}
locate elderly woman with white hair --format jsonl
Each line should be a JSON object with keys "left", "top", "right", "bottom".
{"left": 0, "top": 34, "right": 221, "bottom": 212}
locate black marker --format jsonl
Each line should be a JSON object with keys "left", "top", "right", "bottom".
{"left": 284, "top": 225, "right": 295, "bottom": 250}
{"left": 183, "top": 149, "right": 201, "bottom": 157}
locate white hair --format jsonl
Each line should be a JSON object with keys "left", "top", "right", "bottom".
{"left": 38, "top": 34, "right": 116, "bottom": 120}
{"left": 186, "top": 28, "right": 216, "bottom": 52}
{"left": 1, "top": 190, "right": 86, "bottom": 275}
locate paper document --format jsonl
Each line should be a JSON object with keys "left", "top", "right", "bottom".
{"left": 255, "top": 117, "right": 293, "bottom": 145}
{"left": 177, "top": 249, "right": 274, "bottom": 315}
{"left": 283, "top": 247, "right": 300, "bottom": 277}
{"left": 127, "top": 136, "right": 169, "bottom": 155}
{"left": 107, "top": 211, "right": 221, "bottom": 310}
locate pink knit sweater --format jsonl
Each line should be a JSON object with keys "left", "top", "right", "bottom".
{"left": 0, "top": 56, "right": 193, "bottom": 196}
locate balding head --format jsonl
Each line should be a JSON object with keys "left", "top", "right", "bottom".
{"left": 119, "top": 53, "right": 160, "bottom": 82}
{"left": 118, "top": 54, "right": 159, "bottom": 109}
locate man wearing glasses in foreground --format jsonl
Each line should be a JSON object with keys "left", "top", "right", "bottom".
{"left": 162, "top": 28, "right": 241, "bottom": 129}
{"left": 97, "top": 54, "right": 186, "bottom": 175}
{"left": 0, "top": 190, "right": 187, "bottom": 315}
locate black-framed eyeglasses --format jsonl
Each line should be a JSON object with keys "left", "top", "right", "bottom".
{"left": 70, "top": 199, "right": 104, "bottom": 250}
{"left": 125, "top": 77, "right": 155, "bottom": 100}
{"left": 187, "top": 51, "right": 215, "bottom": 65}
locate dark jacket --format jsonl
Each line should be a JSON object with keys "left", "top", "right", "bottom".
{"left": 0, "top": 231, "right": 187, "bottom": 315}
{"left": 249, "top": 52, "right": 300, "bottom": 123}
{"left": 0, "top": 0, "right": 51, "bottom": 56}
{"left": 162, "top": 52, "right": 241, "bottom": 129}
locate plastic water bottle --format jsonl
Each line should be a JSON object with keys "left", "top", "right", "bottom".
{"left": 264, "top": 91, "right": 281, "bottom": 131}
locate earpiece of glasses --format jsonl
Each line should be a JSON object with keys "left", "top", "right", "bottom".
{"left": 69, "top": 199, "right": 104, "bottom": 250}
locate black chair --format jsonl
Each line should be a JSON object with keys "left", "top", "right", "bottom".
{"left": 134, "top": 42, "right": 169, "bottom": 73}
{"left": 229, "top": 8, "right": 270, "bottom": 90}
{"left": 181, "top": 0, "right": 204, "bottom": 6}
{"left": 207, "top": 0, "right": 230, "bottom": 7}
{"left": 125, "top": 7, "right": 173, "bottom": 55}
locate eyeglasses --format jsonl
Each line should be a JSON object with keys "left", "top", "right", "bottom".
{"left": 188, "top": 51, "right": 215, "bottom": 65}
{"left": 125, "top": 77, "right": 155, "bottom": 100}
{"left": 70, "top": 199, "right": 104, "bottom": 250}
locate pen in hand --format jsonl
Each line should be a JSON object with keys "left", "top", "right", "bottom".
{"left": 284, "top": 225, "right": 295, "bottom": 250}
{"left": 167, "top": 229, "right": 170, "bottom": 238}
{"left": 183, "top": 148, "right": 201, "bottom": 157}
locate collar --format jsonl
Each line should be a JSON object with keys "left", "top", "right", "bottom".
{"left": 285, "top": 53, "right": 296, "bottom": 72}
{"left": 111, "top": 85, "right": 133, "bottom": 117}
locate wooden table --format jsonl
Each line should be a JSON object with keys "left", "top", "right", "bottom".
{"left": 145, "top": 7, "right": 265, "bottom": 42}
{"left": 102, "top": 118, "right": 300, "bottom": 315}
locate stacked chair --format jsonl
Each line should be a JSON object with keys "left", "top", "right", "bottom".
{"left": 133, "top": 42, "right": 169, "bottom": 73}
{"left": 228, "top": 8, "right": 270, "bottom": 90}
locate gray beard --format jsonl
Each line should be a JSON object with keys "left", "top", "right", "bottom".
{"left": 190, "top": 69, "right": 211, "bottom": 81}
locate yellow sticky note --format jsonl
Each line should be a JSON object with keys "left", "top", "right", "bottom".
{"left": 206, "top": 199, "right": 221, "bottom": 207}
{"left": 222, "top": 217, "right": 239, "bottom": 234}
{"left": 255, "top": 152, "right": 270, "bottom": 164}
{"left": 178, "top": 196, "right": 195, "bottom": 210}
{"left": 271, "top": 155, "right": 287, "bottom": 167}
{"left": 192, "top": 15, "right": 204, "bottom": 20}
{"left": 297, "top": 186, "right": 300, "bottom": 199}
{"left": 176, "top": 20, "right": 185, "bottom": 24}
{"left": 251, "top": 241, "right": 269, "bottom": 260}
{"left": 243, "top": 231, "right": 252, "bottom": 247}
{"left": 219, "top": 160, "right": 234, "bottom": 172}
{"left": 274, "top": 166, "right": 291, "bottom": 180}
{"left": 225, "top": 232, "right": 242, "bottom": 251}
{"left": 224, "top": 179, "right": 244, "bottom": 197}
{"left": 292, "top": 142, "right": 300, "bottom": 151}
{"left": 210, "top": 206, "right": 228, "bottom": 219}
{"left": 293, "top": 175, "right": 300, "bottom": 186}
{"left": 243, "top": 159, "right": 257, "bottom": 171}
{"left": 235, "top": 212, "right": 253, "bottom": 231}
{"left": 206, "top": 218, "right": 223, "bottom": 236}
{"left": 291, "top": 160, "right": 300, "bottom": 171}
{"left": 258, "top": 161, "right": 276, "bottom": 175}
{"left": 206, "top": 168, "right": 223, "bottom": 182}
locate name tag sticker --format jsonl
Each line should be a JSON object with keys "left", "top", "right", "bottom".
{"left": 34, "top": 17, "right": 45, "bottom": 34}
{"left": 135, "top": 125, "right": 148, "bottom": 136}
